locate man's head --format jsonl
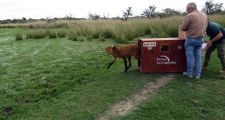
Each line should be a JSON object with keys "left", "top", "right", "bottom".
{"left": 186, "top": 2, "right": 197, "bottom": 13}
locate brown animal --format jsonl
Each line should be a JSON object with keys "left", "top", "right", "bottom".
{"left": 105, "top": 44, "right": 139, "bottom": 73}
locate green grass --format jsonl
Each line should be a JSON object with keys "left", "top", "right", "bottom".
{"left": 1, "top": 21, "right": 225, "bottom": 120}
{"left": 115, "top": 51, "right": 225, "bottom": 120}
{"left": 115, "top": 78, "right": 225, "bottom": 120}
{"left": 0, "top": 28, "right": 158, "bottom": 120}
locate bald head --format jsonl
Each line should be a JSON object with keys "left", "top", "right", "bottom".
{"left": 186, "top": 2, "right": 197, "bottom": 13}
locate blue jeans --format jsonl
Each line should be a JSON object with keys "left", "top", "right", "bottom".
{"left": 184, "top": 37, "right": 203, "bottom": 77}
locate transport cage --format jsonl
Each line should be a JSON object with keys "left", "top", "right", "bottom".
{"left": 138, "top": 38, "right": 186, "bottom": 73}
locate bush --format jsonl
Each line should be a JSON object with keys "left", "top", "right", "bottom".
{"left": 78, "top": 37, "right": 85, "bottom": 42}
{"left": 144, "top": 27, "right": 152, "bottom": 35}
{"left": 87, "top": 35, "right": 92, "bottom": 41}
{"left": 57, "top": 29, "right": 67, "bottom": 38}
{"left": 26, "top": 29, "right": 48, "bottom": 39}
{"left": 103, "top": 29, "right": 113, "bottom": 38}
{"left": 99, "top": 34, "right": 106, "bottom": 41}
{"left": 114, "top": 35, "right": 129, "bottom": 43}
{"left": 15, "top": 32, "right": 23, "bottom": 41}
{"left": 68, "top": 30, "right": 78, "bottom": 41}
{"left": 57, "top": 32, "right": 67, "bottom": 38}
{"left": 46, "top": 30, "right": 57, "bottom": 38}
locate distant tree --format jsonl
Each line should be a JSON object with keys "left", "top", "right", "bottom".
{"left": 156, "top": 12, "right": 167, "bottom": 18}
{"left": 46, "top": 16, "right": 53, "bottom": 23}
{"left": 202, "top": 0, "right": 224, "bottom": 14}
{"left": 103, "top": 14, "right": 110, "bottom": 20}
{"left": 123, "top": 7, "right": 133, "bottom": 21}
{"left": 162, "top": 8, "right": 182, "bottom": 17}
{"left": 112, "top": 16, "right": 122, "bottom": 20}
{"left": 22, "top": 17, "right": 26, "bottom": 21}
{"left": 88, "top": 13, "right": 100, "bottom": 20}
{"left": 203, "top": 0, "right": 214, "bottom": 14}
{"left": 27, "top": 18, "right": 35, "bottom": 22}
{"left": 65, "top": 13, "right": 73, "bottom": 20}
{"left": 213, "top": 2, "right": 224, "bottom": 13}
{"left": 181, "top": 12, "right": 187, "bottom": 16}
{"left": 142, "top": 5, "right": 157, "bottom": 19}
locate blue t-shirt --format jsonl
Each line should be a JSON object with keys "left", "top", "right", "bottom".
{"left": 206, "top": 22, "right": 225, "bottom": 44}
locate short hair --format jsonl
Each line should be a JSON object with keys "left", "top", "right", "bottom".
{"left": 187, "top": 2, "right": 197, "bottom": 10}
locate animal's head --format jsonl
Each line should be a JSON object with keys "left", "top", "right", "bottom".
{"left": 105, "top": 45, "right": 114, "bottom": 55}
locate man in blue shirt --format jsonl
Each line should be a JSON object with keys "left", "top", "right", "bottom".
{"left": 203, "top": 22, "right": 225, "bottom": 73}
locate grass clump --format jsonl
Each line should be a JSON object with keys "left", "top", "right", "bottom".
{"left": 91, "top": 32, "right": 100, "bottom": 39}
{"left": 68, "top": 29, "right": 78, "bottom": 41}
{"left": 99, "top": 34, "right": 106, "bottom": 41}
{"left": 26, "top": 29, "right": 48, "bottom": 39}
{"left": 57, "top": 29, "right": 67, "bottom": 38}
{"left": 25, "top": 28, "right": 68, "bottom": 39}
{"left": 46, "top": 29, "right": 57, "bottom": 38}
{"left": 15, "top": 32, "right": 23, "bottom": 41}
{"left": 103, "top": 29, "right": 113, "bottom": 38}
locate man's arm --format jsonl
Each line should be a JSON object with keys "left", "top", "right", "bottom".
{"left": 207, "top": 32, "right": 223, "bottom": 47}
{"left": 181, "top": 15, "right": 190, "bottom": 31}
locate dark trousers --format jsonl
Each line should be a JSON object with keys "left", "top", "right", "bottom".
{"left": 204, "top": 41, "right": 225, "bottom": 70}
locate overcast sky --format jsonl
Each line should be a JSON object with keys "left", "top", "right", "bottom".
{"left": 0, "top": 0, "right": 224, "bottom": 20}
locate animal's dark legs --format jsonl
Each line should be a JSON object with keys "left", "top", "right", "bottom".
{"left": 123, "top": 57, "right": 128, "bottom": 73}
{"left": 107, "top": 62, "right": 114, "bottom": 69}
{"left": 127, "top": 56, "right": 132, "bottom": 70}
{"left": 107, "top": 57, "right": 117, "bottom": 69}
{"left": 107, "top": 56, "right": 131, "bottom": 73}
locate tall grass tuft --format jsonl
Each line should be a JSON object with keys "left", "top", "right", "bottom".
{"left": 68, "top": 29, "right": 78, "bottom": 41}
{"left": 56, "top": 28, "right": 67, "bottom": 38}
{"left": 46, "top": 29, "right": 57, "bottom": 38}
{"left": 26, "top": 29, "right": 48, "bottom": 39}
{"left": 25, "top": 28, "right": 68, "bottom": 39}
{"left": 15, "top": 32, "right": 23, "bottom": 41}
{"left": 13, "top": 15, "right": 224, "bottom": 42}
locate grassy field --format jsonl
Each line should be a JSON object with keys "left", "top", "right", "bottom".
{"left": 1, "top": 17, "right": 225, "bottom": 120}
{"left": 116, "top": 71, "right": 225, "bottom": 120}
{"left": 0, "top": 28, "right": 160, "bottom": 120}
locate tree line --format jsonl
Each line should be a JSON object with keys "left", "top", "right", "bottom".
{"left": 121, "top": 0, "right": 225, "bottom": 21}
{"left": 0, "top": 0, "right": 224, "bottom": 24}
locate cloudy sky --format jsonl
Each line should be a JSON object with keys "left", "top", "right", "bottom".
{"left": 0, "top": 0, "right": 224, "bottom": 20}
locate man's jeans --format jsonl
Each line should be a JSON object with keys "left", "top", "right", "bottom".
{"left": 185, "top": 37, "right": 203, "bottom": 77}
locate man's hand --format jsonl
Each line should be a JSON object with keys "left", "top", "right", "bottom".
{"left": 207, "top": 41, "right": 212, "bottom": 47}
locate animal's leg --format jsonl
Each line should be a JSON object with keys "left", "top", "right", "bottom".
{"left": 127, "top": 56, "right": 132, "bottom": 70}
{"left": 123, "top": 57, "right": 128, "bottom": 73}
{"left": 107, "top": 57, "right": 117, "bottom": 69}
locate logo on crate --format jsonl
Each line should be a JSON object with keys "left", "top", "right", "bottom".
{"left": 157, "top": 55, "right": 176, "bottom": 65}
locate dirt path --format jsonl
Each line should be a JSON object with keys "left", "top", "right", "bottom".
{"left": 97, "top": 74, "right": 175, "bottom": 120}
